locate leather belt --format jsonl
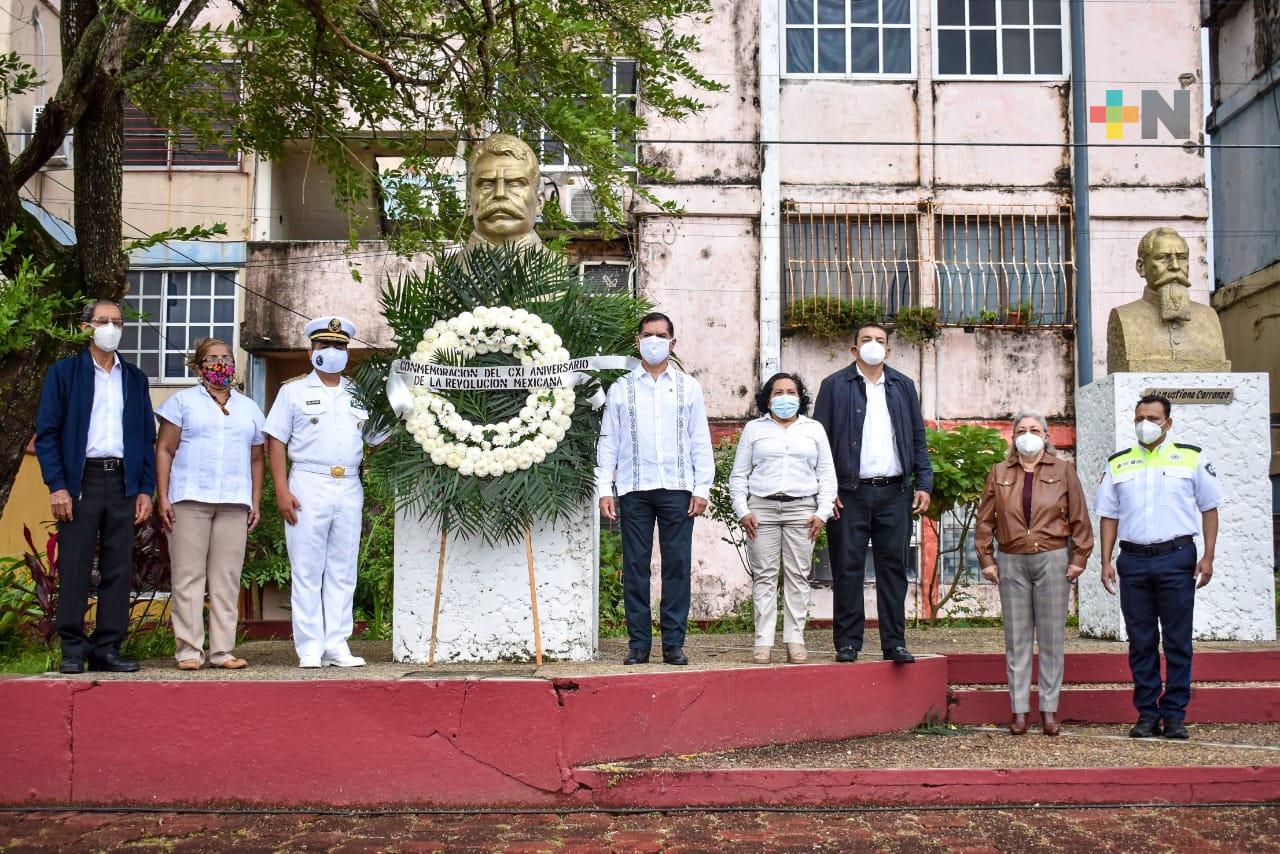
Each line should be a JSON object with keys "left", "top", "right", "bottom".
{"left": 1119, "top": 535, "right": 1194, "bottom": 557}
{"left": 293, "top": 463, "right": 361, "bottom": 479}
{"left": 761, "top": 493, "right": 808, "bottom": 502}
{"left": 84, "top": 458, "right": 123, "bottom": 472}
{"left": 859, "top": 475, "right": 903, "bottom": 487}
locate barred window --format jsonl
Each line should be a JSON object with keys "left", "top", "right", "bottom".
{"left": 783, "top": 202, "right": 920, "bottom": 316}
{"left": 123, "top": 70, "right": 239, "bottom": 169}
{"left": 934, "top": 207, "right": 1074, "bottom": 325}
{"left": 579, "top": 260, "right": 634, "bottom": 294}
{"left": 120, "top": 269, "right": 237, "bottom": 382}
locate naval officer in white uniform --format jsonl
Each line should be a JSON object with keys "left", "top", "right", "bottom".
{"left": 264, "top": 316, "right": 380, "bottom": 668}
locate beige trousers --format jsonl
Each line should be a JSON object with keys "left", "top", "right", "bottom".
{"left": 169, "top": 501, "right": 249, "bottom": 664}
{"left": 997, "top": 547, "right": 1070, "bottom": 713}
{"left": 745, "top": 496, "right": 816, "bottom": 646}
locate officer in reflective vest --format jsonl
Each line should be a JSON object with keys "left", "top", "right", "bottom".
{"left": 1095, "top": 393, "right": 1222, "bottom": 740}
{"left": 264, "top": 316, "right": 382, "bottom": 668}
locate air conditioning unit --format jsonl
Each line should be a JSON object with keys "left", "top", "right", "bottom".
{"left": 31, "top": 105, "right": 72, "bottom": 169}
{"left": 561, "top": 185, "right": 600, "bottom": 224}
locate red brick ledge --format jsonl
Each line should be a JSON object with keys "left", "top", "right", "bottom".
{"left": 570, "top": 765, "right": 1280, "bottom": 808}
{"left": 948, "top": 651, "right": 1280, "bottom": 686}
{"left": 949, "top": 686, "right": 1280, "bottom": 726}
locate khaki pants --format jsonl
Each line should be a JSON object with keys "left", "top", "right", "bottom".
{"left": 169, "top": 501, "right": 249, "bottom": 664}
{"left": 998, "top": 547, "right": 1070, "bottom": 713}
{"left": 745, "top": 495, "right": 816, "bottom": 646}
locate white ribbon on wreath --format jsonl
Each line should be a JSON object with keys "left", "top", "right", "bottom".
{"left": 385, "top": 305, "right": 636, "bottom": 478}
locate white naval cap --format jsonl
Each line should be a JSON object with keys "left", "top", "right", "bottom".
{"left": 305, "top": 315, "right": 356, "bottom": 344}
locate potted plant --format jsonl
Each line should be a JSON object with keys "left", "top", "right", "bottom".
{"left": 785, "top": 297, "right": 883, "bottom": 342}
{"left": 893, "top": 306, "right": 940, "bottom": 345}
{"left": 978, "top": 309, "right": 1000, "bottom": 326}
{"left": 1004, "top": 300, "right": 1037, "bottom": 327}
{"left": 959, "top": 315, "right": 978, "bottom": 333}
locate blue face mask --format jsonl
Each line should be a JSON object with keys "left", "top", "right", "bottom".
{"left": 770, "top": 394, "right": 800, "bottom": 419}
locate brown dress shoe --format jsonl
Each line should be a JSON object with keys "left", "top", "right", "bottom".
{"left": 1009, "top": 713, "right": 1029, "bottom": 735}
{"left": 1041, "top": 711, "right": 1061, "bottom": 736}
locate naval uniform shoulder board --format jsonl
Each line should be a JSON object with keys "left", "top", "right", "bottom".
{"left": 280, "top": 374, "right": 307, "bottom": 386}
{"left": 1172, "top": 442, "right": 1202, "bottom": 453}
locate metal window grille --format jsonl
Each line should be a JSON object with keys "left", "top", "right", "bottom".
{"left": 539, "top": 60, "right": 638, "bottom": 170}
{"left": 120, "top": 269, "right": 238, "bottom": 382}
{"left": 934, "top": 205, "right": 1074, "bottom": 326}
{"left": 579, "top": 260, "right": 634, "bottom": 295}
{"left": 782, "top": 201, "right": 921, "bottom": 316}
{"left": 937, "top": 507, "right": 986, "bottom": 583}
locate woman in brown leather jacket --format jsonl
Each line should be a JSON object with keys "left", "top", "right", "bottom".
{"left": 975, "top": 411, "right": 1094, "bottom": 737}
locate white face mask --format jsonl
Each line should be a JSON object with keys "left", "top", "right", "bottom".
{"left": 1135, "top": 418, "right": 1166, "bottom": 444}
{"left": 92, "top": 323, "right": 122, "bottom": 353}
{"left": 312, "top": 346, "right": 349, "bottom": 374}
{"left": 858, "top": 340, "right": 886, "bottom": 366}
{"left": 639, "top": 336, "right": 671, "bottom": 366}
{"left": 1015, "top": 432, "right": 1045, "bottom": 456}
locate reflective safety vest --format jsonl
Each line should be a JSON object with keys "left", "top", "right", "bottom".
{"left": 1107, "top": 442, "right": 1201, "bottom": 481}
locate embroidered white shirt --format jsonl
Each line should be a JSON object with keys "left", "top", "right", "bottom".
{"left": 728, "top": 414, "right": 838, "bottom": 521}
{"left": 857, "top": 365, "right": 903, "bottom": 478}
{"left": 85, "top": 353, "right": 124, "bottom": 459}
{"left": 156, "top": 386, "right": 266, "bottom": 508}
{"left": 595, "top": 365, "right": 714, "bottom": 500}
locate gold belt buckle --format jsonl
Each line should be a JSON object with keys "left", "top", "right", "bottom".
{"left": 330, "top": 466, "right": 346, "bottom": 478}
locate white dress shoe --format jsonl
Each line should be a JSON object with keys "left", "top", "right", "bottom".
{"left": 298, "top": 656, "right": 323, "bottom": 669}
{"left": 322, "top": 652, "right": 366, "bottom": 667}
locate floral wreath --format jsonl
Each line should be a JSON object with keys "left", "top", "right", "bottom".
{"left": 404, "top": 306, "right": 575, "bottom": 478}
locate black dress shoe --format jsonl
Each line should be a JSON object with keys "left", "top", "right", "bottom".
{"left": 1129, "top": 718, "right": 1162, "bottom": 738}
{"left": 88, "top": 650, "right": 140, "bottom": 673}
{"left": 662, "top": 647, "right": 688, "bottom": 666}
{"left": 1162, "top": 719, "right": 1189, "bottom": 739}
{"left": 623, "top": 650, "right": 650, "bottom": 665}
{"left": 59, "top": 657, "right": 85, "bottom": 675}
{"left": 835, "top": 647, "right": 859, "bottom": 663}
{"left": 884, "top": 647, "right": 916, "bottom": 664}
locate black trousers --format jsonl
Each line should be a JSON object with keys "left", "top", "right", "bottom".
{"left": 618, "top": 489, "right": 693, "bottom": 652}
{"left": 827, "top": 483, "right": 911, "bottom": 651}
{"left": 55, "top": 466, "right": 136, "bottom": 660}
{"left": 1118, "top": 544, "right": 1197, "bottom": 724}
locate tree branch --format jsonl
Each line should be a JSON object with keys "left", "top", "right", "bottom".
{"left": 296, "top": 0, "right": 435, "bottom": 87}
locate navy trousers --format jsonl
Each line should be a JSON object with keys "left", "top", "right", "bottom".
{"left": 827, "top": 483, "right": 911, "bottom": 652}
{"left": 618, "top": 489, "right": 693, "bottom": 653}
{"left": 1117, "top": 543, "right": 1197, "bottom": 723}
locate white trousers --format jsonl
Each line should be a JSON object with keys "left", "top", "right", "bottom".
{"left": 745, "top": 495, "right": 816, "bottom": 646}
{"left": 285, "top": 470, "right": 364, "bottom": 660}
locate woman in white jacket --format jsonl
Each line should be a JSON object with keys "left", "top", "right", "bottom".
{"left": 730, "top": 373, "right": 837, "bottom": 664}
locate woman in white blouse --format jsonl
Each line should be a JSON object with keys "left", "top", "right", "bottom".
{"left": 729, "top": 373, "right": 837, "bottom": 664}
{"left": 155, "top": 338, "right": 265, "bottom": 670}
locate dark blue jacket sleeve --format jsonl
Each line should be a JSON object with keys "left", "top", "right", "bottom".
{"left": 34, "top": 362, "right": 67, "bottom": 493}
{"left": 813, "top": 376, "right": 835, "bottom": 437}
{"left": 907, "top": 380, "right": 933, "bottom": 494}
{"left": 137, "top": 371, "right": 157, "bottom": 495}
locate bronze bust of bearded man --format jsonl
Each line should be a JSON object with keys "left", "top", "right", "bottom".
{"left": 1105, "top": 226, "right": 1231, "bottom": 373}
{"left": 465, "top": 133, "right": 545, "bottom": 254}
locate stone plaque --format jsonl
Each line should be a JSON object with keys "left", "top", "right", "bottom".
{"left": 1141, "top": 387, "right": 1235, "bottom": 405}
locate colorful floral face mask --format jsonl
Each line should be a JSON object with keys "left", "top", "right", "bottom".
{"left": 201, "top": 361, "right": 235, "bottom": 389}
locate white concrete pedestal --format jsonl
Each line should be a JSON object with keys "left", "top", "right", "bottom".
{"left": 393, "top": 502, "right": 599, "bottom": 662}
{"left": 1077, "top": 373, "right": 1275, "bottom": 641}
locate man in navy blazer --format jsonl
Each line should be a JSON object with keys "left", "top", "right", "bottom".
{"left": 813, "top": 321, "right": 933, "bottom": 664}
{"left": 35, "top": 299, "right": 156, "bottom": 673}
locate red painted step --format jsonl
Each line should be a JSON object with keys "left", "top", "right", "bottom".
{"left": 949, "top": 685, "right": 1280, "bottom": 725}
{"left": 572, "top": 765, "right": 1280, "bottom": 808}
{"left": 948, "top": 650, "right": 1280, "bottom": 687}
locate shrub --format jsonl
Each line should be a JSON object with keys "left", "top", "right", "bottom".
{"left": 786, "top": 297, "right": 882, "bottom": 341}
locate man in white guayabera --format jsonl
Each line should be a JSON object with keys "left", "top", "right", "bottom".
{"left": 597, "top": 312, "right": 714, "bottom": 667}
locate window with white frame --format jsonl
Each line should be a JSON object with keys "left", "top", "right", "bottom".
{"left": 934, "top": 0, "right": 1064, "bottom": 77}
{"left": 784, "top": 0, "right": 914, "bottom": 76}
{"left": 119, "top": 269, "right": 238, "bottom": 382}
{"left": 540, "top": 60, "right": 638, "bottom": 170}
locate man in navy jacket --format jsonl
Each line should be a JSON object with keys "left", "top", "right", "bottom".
{"left": 813, "top": 322, "right": 933, "bottom": 664}
{"left": 35, "top": 299, "right": 155, "bottom": 673}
